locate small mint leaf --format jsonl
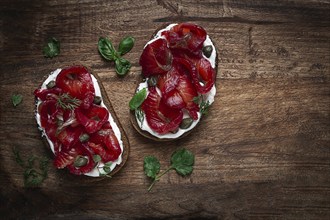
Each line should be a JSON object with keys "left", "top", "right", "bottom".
{"left": 12, "top": 94, "right": 23, "bottom": 107}
{"left": 43, "top": 37, "right": 60, "bottom": 58}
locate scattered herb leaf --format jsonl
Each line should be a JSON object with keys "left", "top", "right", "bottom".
{"left": 171, "top": 148, "right": 195, "bottom": 176}
{"left": 115, "top": 57, "right": 131, "bottom": 76}
{"left": 144, "top": 148, "right": 195, "bottom": 192}
{"left": 12, "top": 148, "right": 49, "bottom": 188}
{"left": 98, "top": 36, "right": 134, "bottom": 76}
{"left": 12, "top": 94, "right": 23, "bottom": 107}
{"left": 118, "top": 36, "right": 135, "bottom": 56}
{"left": 98, "top": 37, "right": 117, "bottom": 61}
{"left": 129, "top": 88, "right": 147, "bottom": 110}
{"left": 144, "top": 156, "right": 160, "bottom": 179}
{"left": 43, "top": 37, "right": 60, "bottom": 58}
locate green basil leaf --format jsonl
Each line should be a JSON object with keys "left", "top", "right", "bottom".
{"left": 98, "top": 37, "right": 117, "bottom": 61}
{"left": 115, "top": 57, "right": 131, "bottom": 76}
{"left": 129, "top": 88, "right": 147, "bottom": 110}
{"left": 144, "top": 156, "right": 160, "bottom": 179}
{"left": 170, "top": 148, "right": 195, "bottom": 176}
{"left": 12, "top": 94, "right": 23, "bottom": 107}
{"left": 43, "top": 37, "right": 60, "bottom": 58}
{"left": 118, "top": 36, "right": 135, "bottom": 56}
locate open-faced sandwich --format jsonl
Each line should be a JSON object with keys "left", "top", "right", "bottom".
{"left": 34, "top": 65, "right": 129, "bottom": 177}
{"left": 130, "top": 23, "right": 217, "bottom": 141}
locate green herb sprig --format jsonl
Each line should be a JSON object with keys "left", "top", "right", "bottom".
{"left": 135, "top": 108, "right": 145, "bottom": 125}
{"left": 193, "top": 96, "right": 211, "bottom": 115}
{"left": 56, "top": 93, "right": 81, "bottom": 110}
{"left": 98, "top": 36, "right": 134, "bottom": 76}
{"left": 12, "top": 148, "right": 49, "bottom": 188}
{"left": 144, "top": 148, "right": 195, "bottom": 192}
{"left": 11, "top": 94, "right": 23, "bottom": 107}
{"left": 43, "top": 37, "right": 60, "bottom": 58}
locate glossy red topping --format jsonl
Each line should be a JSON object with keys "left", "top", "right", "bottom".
{"left": 56, "top": 66, "right": 95, "bottom": 109}
{"left": 162, "top": 23, "right": 207, "bottom": 57}
{"left": 67, "top": 144, "right": 96, "bottom": 175}
{"left": 140, "top": 38, "right": 173, "bottom": 77}
{"left": 142, "top": 87, "right": 183, "bottom": 134}
{"left": 138, "top": 23, "right": 216, "bottom": 135}
{"left": 194, "top": 57, "right": 216, "bottom": 94}
{"left": 158, "top": 62, "right": 199, "bottom": 120}
{"left": 75, "top": 104, "right": 109, "bottom": 134}
{"left": 88, "top": 122, "right": 121, "bottom": 163}
{"left": 35, "top": 66, "right": 122, "bottom": 175}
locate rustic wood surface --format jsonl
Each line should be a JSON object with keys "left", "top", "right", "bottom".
{"left": 1, "top": 0, "right": 329, "bottom": 219}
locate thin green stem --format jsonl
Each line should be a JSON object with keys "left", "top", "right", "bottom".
{"left": 148, "top": 179, "right": 157, "bottom": 192}
{"left": 148, "top": 166, "right": 174, "bottom": 192}
{"left": 155, "top": 166, "right": 173, "bottom": 181}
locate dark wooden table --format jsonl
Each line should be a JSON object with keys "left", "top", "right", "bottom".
{"left": 1, "top": 0, "right": 329, "bottom": 219}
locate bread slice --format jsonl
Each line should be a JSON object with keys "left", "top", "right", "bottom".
{"left": 130, "top": 23, "right": 218, "bottom": 141}
{"left": 35, "top": 65, "right": 129, "bottom": 177}
{"left": 93, "top": 69, "right": 130, "bottom": 176}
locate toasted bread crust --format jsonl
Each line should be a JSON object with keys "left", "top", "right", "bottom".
{"left": 35, "top": 65, "right": 129, "bottom": 177}
{"left": 130, "top": 24, "right": 218, "bottom": 141}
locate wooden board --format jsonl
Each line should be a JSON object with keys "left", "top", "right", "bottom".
{"left": 1, "top": 0, "right": 329, "bottom": 219}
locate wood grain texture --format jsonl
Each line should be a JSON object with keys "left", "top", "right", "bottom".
{"left": 1, "top": 0, "right": 329, "bottom": 219}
